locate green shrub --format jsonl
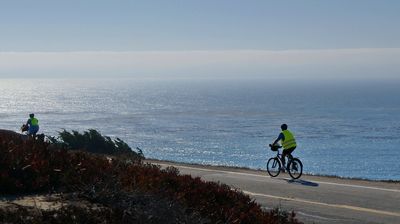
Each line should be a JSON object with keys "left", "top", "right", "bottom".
{"left": 49, "top": 129, "right": 143, "bottom": 160}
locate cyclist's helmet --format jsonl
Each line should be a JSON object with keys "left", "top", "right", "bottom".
{"left": 29, "top": 113, "right": 34, "bottom": 118}
{"left": 281, "top": 124, "right": 288, "bottom": 130}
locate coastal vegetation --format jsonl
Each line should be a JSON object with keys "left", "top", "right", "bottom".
{"left": 48, "top": 129, "right": 144, "bottom": 159}
{"left": 0, "top": 129, "right": 301, "bottom": 223}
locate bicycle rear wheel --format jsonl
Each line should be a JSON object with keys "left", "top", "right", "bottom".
{"left": 288, "top": 158, "right": 303, "bottom": 179}
{"left": 266, "top": 157, "right": 281, "bottom": 177}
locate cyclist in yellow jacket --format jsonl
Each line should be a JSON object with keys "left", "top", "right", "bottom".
{"left": 272, "top": 124, "right": 297, "bottom": 170}
{"left": 26, "top": 113, "right": 39, "bottom": 137}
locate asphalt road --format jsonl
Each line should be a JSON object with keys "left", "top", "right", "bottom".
{"left": 152, "top": 161, "right": 400, "bottom": 224}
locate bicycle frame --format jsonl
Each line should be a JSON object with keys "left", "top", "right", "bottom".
{"left": 273, "top": 150, "right": 293, "bottom": 167}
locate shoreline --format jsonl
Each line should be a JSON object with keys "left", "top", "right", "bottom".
{"left": 146, "top": 158, "right": 400, "bottom": 185}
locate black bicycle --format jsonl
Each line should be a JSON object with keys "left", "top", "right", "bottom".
{"left": 266, "top": 144, "right": 303, "bottom": 179}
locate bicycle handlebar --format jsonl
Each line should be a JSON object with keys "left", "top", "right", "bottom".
{"left": 269, "top": 144, "right": 282, "bottom": 148}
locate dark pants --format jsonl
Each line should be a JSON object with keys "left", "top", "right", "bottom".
{"left": 282, "top": 146, "right": 296, "bottom": 167}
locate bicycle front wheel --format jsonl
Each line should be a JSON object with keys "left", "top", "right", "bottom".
{"left": 266, "top": 157, "right": 281, "bottom": 177}
{"left": 288, "top": 158, "right": 303, "bottom": 179}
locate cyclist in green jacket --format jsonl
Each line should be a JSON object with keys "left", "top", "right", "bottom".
{"left": 272, "top": 124, "right": 297, "bottom": 170}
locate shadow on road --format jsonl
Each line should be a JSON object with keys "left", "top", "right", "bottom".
{"left": 286, "top": 179, "right": 319, "bottom": 187}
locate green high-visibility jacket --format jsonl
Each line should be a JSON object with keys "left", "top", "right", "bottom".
{"left": 282, "top": 130, "right": 296, "bottom": 150}
{"left": 30, "top": 118, "right": 39, "bottom": 126}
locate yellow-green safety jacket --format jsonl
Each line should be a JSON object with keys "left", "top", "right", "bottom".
{"left": 281, "top": 130, "right": 296, "bottom": 150}
{"left": 30, "top": 118, "right": 39, "bottom": 126}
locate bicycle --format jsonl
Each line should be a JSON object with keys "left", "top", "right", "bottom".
{"left": 266, "top": 144, "right": 303, "bottom": 179}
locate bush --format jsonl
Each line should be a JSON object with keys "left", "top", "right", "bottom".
{"left": 49, "top": 129, "right": 143, "bottom": 160}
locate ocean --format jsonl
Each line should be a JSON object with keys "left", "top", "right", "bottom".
{"left": 1, "top": 78, "right": 399, "bottom": 180}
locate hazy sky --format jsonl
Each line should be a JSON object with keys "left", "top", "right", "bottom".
{"left": 0, "top": 0, "right": 399, "bottom": 79}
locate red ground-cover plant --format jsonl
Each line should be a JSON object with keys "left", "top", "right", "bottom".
{"left": 118, "top": 164, "right": 289, "bottom": 224}
{"left": 0, "top": 136, "right": 115, "bottom": 194}
{"left": 0, "top": 134, "right": 302, "bottom": 224}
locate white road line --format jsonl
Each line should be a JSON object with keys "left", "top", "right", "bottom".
{"left": 160, "top": 164, "right": 400, "bottom": 193}
{"left": 296, "top": 211, "right": 345, "bottom": 221}
{"left": 262, "top": 206, "right": 345, "bottom": 221}
{"left": 242, "top": 190, "right": 400, "bottom": 218}
{"left": 311, "top": 180, "right": 400, "bottom": 193}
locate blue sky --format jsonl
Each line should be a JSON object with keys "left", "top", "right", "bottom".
{"left": 0, "top": 0, "right": 399, "bottom": 79}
